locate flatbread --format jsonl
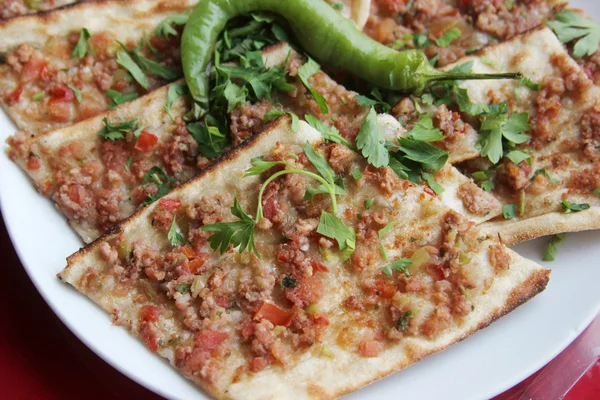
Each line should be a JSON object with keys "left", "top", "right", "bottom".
{"left": 446, "top": 27, "right": 600, "bottom": 244}
{"left": 0, "top": 0, "right": 195, "bottom": 136}
{"left": 9, "top": 43, "right": 499, "bottom": 243}
{"left": 59, "top": 116, "right": 549, "bottom": 400}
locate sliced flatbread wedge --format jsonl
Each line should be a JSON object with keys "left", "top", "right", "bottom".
{"left": 59, "top": 116, "right": 549, "bottom": 400}
{"left": 441, "top": 27, "right": 600, "bottom": 245}
{"left": 9, "top": 43, "right": 499, "bottom": 242}
{"left": 1, "top": 0, "right": 78, "bottom": 20}
{"left": 0, "top": 0, "right": 196, "bottom": 136}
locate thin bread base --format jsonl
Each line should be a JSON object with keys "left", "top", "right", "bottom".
{"left": 480, "top": 207, "right": 600, "bottom": 246}
{"left": 58, "top": 119, "right": 550, "bottom": 399}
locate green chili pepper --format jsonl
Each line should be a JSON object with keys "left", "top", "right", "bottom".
{"left": 181, "top": 0, "right": 521, "bottom": 112}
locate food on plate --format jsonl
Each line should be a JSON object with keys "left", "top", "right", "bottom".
{"left": 435, "top": 27, "right": 600, "bottom": 245}
{"left": 0, "top": 0, "right": 196, "bottom": 137}
{"left": 59, "top": 117, "right": 549, "bottom": 400}
{"left": 364, "top": 0, "right": 566, "bottom": 68}
{"left": 8, "top": 43, "right": 500, "bottom": 242}
{"left": 1, "top": 0, "right": 78, "bottom": 20}
{"left": 181, "top": 0, "right": 521, "bottom": 113}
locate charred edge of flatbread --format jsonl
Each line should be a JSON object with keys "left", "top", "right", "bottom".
{"left": 480, "top": 207, "right": 600, "bottom": 246}
{"left": 58, "top": 116, "right": 291, "bottom": 279}
{"left": 0, "top": 0, "right": 191, "bottom": 27}
{"left": 332, "top": 253, "right": 550, "bottom": 399}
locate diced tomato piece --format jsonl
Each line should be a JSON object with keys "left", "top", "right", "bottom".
{"left": 365, "top": 279, "right": 397, "bottom": 299}
{"left": 254, "top": 302, "right": 292, "bottom": 326}
{"left": 5, "top": 85, "right": 23, "bottom": 104}
{"left": 312, "top": 260, "right": 329, "bottom": 274}
{"left": 20, "top": 57, "right": 48, "bottom": 83}
{"left": 159, "top": 198, "right": 181, "bottom": 211}
{"left": 140, "top": 325, "right": 159, "bottom": 352}
{"left": 215, "top": 295, "right": 232, "bottom": 309}
{"left": 47, "top": 99, "right": 73, "bottom": 122}
{"left": 187, "top": 252, "right": 209, "bottom": 274}
{"left": 262, "top": 197, "right": 279, "bottom": 221}
{"left": 26, "top": 156, "right": 41, "bottom": 171}
{"left": 194, "top": 330, "right": 228, "bottom": 352}
{"left": 139, "top": 305, "right": 159, "bottom": 322}
{"left": 134, "top": 131, "right": 158, "bottom": 153}
{"left": 49, "top": 83, "right": 75, "bottom": 102}
{"left": 358, "top": 339, "right": 384, "bottom": 358}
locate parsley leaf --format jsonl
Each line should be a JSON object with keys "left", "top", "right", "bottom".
{"left": 382, "top": 258, "right": 412, "bottom": 277}
{"left": 595, "top": 188, "right": 600, "bottom": 195}
{"left": 142, "top": 166, "right": 174, "bottom": 205}
{"left": 478, "top": 112, "right": 531, "bottom": 164}
{"left": 560, "top": 199, "right": 590, "bottom": 213}
{"left": 406, "top": 114, "right": 444, "bottom": 142}
{"left": 303, "top": 141, "right": 336, "bottom": 182}
{"left": 364, "top": 198, "right": 374, "bottom": 209}
{"left": 354, "top": 93, "right": 391, "bottom": 113}
{"left": 168, "top": 215, "right": 187, "bottom": 247}
{"left": 356, "top": 108, "right": 389, "bottom": 168}
{"left": 66, "top": 84, "right": 82, "bottom": 103}
{"left": 548, "top": 10, "right": 600, "bottom": 58}
{"left": 531, "top": 169, "right": 560, "bottom": 184}
{"left": 397, "top": 138, "right": 448, "bottom": 173}
{"left": 378, "top": 222, "right": 395, "bottom": 239}
{"left": 502, "top": 204, "right": 517, "bottom": 219}
{"left": 297, "top": 57, "right": 329, "bottom": 114}
{"left": 352, "top": 169, "right": 363, "bottom": 180}
{"left": 422, "top": 172, "right": 445, "bottom": 194}
{"left": 165, "top": 84, "right": 188, "bottom": 120}
{"left": 202, "top": 197, "right": 259, "bottom": 256}
{"left": 518, "top": 77, "right": 542, "bottom": 91}
{"left": 244, "top": 157, "right": 286, "bottom": 177}
{"left": 106, "top": 89, "right": 139, "bottom": 109}
{"left": 264, "top": 109, "right": 299, "bottom": 133}
{"left": 317, "top": 211, "right": 356, "bottom": 260}
{"left": 188, "top": 122, "right": 228, "bottom": 159}
{"left": 153, "top": 11, "right": 189, "bottom": 38}
{"left": 97, "top": 117, "right": 140, "bottom": 141}
{"left": 435, "top": 27, "right": 461, "bottom": 48}
{"left": 71, "top": 28, "right": 92, "bottom": 59}
{"left": 305, "top": 114, "right": 352, "bottom": 148}
{"left": 116, "top": 51, "right": 150, "bottom": 89}
{"left": 543, "top": 233, "right": 566, "bottom": 262}
{"left": 32, "top": 91, "right": 45, "bottom": 101}
{"left": 505, "top": 150, "right": 531, "bottom": 165}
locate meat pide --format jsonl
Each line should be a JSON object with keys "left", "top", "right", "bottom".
{"left": 59, "top": 117, "right": 549, "bottom": 400}
{"left": 9, "top": 43, "right": 500, "bottom": 243}
{"left": 439, "top": 28, "right": 600, "bottom": 245}
{"left": 0, "top": 0, "right": 195, "bottom": 137}
{"left": 364, "top": 0, "right": 565, "bottom": 68}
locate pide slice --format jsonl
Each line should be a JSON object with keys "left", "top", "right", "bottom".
{"left": 59, "top": 116, "right": 549, "bottom": 400}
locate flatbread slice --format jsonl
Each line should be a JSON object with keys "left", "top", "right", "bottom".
{"left": 8, "top": 43, "right": 500, "bottom": 242}
{"left": 442, "top": 27, "right": 600, "bottom": 245}
{"left": 59, "top": 116, "right": 549, "bottom": 400}
{"left": 0, "top": 0, "right": 196, "bottom": 136}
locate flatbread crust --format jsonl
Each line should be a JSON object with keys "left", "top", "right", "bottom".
{"left": 481, "top": 207, "right": 600, "bottom": 246}
{"left": 59, "top": 118, "right": 549, "bottom": 400}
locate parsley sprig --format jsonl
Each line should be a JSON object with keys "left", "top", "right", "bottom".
{"left": 548, "top": 10, "right": 600, "bottom": 58}
{"left": 202, "top": 143, "right": 355, "bottom": 258}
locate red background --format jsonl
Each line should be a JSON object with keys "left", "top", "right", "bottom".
{"left": 0, "top": 214, "right": 597, "bottom": 400}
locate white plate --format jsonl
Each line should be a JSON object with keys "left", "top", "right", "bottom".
{"left": 1, "top": 2, "right": 599, "bottom": 399}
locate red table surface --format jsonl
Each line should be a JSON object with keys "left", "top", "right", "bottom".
{"left": 0, "top": 214, "right": 598, "bottom": 400}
